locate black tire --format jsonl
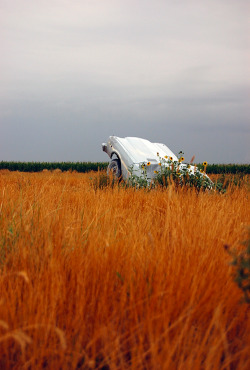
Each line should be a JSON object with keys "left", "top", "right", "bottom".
{"left": 107, "top": 159, "right": 121, "bottom": 178}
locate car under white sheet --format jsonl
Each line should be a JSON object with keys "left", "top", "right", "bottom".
{"left": 102, "top": 136, "right": 212, "bottom": 185}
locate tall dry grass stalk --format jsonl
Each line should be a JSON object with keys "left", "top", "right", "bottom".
{"left": 0, "top": 170, "right": 249, "bottom": 369}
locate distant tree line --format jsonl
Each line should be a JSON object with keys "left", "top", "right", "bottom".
{"left": 0, "top": 161, "right": 249, "bottom": 174}
{"left": 204, "top": 164, "right": 249, "bottom": 174}
{"left": 0, "top": 161, "right": 109, "bottom": 173}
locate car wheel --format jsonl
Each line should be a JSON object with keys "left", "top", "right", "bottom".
{"left": 107, "top": 159, "right": 121, "bottom": 178}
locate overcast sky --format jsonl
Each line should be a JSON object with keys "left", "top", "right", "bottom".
{"left": 0, "top": 0, "right": 249, "bottom": 164}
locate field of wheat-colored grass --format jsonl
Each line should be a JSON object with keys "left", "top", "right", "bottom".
{"left": 0, "top": 170, "right": 249, "bottom": 369}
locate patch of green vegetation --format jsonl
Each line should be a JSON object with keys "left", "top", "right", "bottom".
{"left": 0, "top": 161, "right": 249, "bottom": 174}
{"left": 0, "top": 161, "right": 108, "bottom": 173}
{"left": 225, "top": 230, "right": 250, "bottom": 304}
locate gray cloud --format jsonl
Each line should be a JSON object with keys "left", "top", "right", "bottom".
{"left": 0, "top": 0, "right": 249, "bottom": 164}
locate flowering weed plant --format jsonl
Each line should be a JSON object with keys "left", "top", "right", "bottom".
{"left": 128, "top": 152, "right": 213, "bottom": 191}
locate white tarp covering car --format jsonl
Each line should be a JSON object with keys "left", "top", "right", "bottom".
{"left": 102, "top": 136, "right": 212, "bottom": 186}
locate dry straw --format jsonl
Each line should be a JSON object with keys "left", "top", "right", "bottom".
{"left": 0, "top": 170, "right": 249, "bottom": 368}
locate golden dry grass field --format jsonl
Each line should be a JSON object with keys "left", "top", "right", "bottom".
{"left": 0, "top": 170, "right": 249, "bottom": 369}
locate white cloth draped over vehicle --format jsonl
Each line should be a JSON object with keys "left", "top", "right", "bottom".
{"left": 102, "top": 136, "right": 178, "bottom": 181}
{"left": 102, "top": 136, "right": 212, "bottom": 185}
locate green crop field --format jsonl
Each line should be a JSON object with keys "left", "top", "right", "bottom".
{"left": 0, "top": 161, "right": 249, "bottom": 174}
{"left": 0, "top": 161, "right": 108, "bottom": 173}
